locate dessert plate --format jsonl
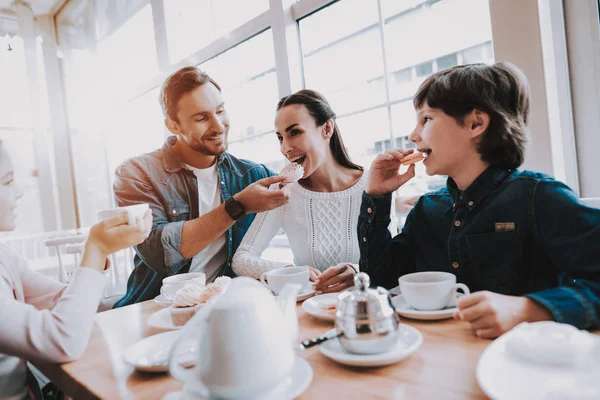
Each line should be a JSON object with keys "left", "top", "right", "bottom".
{"left": 477, "top": 323, "right": 600, "bottom": 400}
{"left": 147, "top": 307, "right": 182, "bottom": 330}
{"left": 319, "top": 326, "right": 423, "bottom": 367}
{"left": 122, "top": 330, "right": 195, "bottom": 372}
{"left": 302, "top": 293, "right": 338, "bottom": 321}
{"left": 391, "top": 294, "right": 460, "bottom": 321}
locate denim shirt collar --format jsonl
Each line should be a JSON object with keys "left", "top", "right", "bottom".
{"left": 447, "top": 166, "right": 513, "bottom": 207}
{"left": 161, "top": 136, "right": 233, "bottom": 173}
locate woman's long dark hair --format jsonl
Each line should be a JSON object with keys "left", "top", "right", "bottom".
{"left": 276, "top": 90, "right": 363, "bottom": 171}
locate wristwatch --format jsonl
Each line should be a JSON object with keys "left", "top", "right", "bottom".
{"left": 224, "top": 197, "right": 246, "bottom": 220}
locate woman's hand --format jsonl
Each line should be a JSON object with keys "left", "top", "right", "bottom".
{"left": 366, "top": 149, "right": 416, "bottom": 197}
{"left": 313, "top": 263, "right": 357, "bottom": 294}
{"left": 307, "top": 266, "right": 321, "bottom": 282}
{"left": 81, "top": 210, "right": 152, "bottom": 271}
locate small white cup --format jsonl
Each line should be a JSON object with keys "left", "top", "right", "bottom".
{"left": 260, "top": 266, "right": 309, "bottom": 295}
{"left": 398, "top": 271, "right": 470, "bottom": 311}
{"left": 160, "top": 272, "right": 206, "bottom": 301}
{"left": 97, "top": 203, "right": 150, "bottom": 227}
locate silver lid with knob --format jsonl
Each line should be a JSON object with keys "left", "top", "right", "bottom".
{"left": 335, "top": 272, "right": 400, "bottom": 354}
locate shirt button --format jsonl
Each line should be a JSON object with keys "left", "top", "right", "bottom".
{"left": 468, "top": 201, "right": 474, "bottom": 207}
{"left": 452, "top": 261, "right": 459, "bottom": 269}
{"left": 362, "top": 237, "right": 367, "bottom": 242}
{"left": 367, "top": 207, "right": 372, "bottom": 214}
{"left": 172, "top": 210, "right": 177, "bottom": 215}
{"left": 455, "top": 220, "right": 462, "bottom": 227}
{"left": 221, "top": 181, "right": 225, "bottom": 185}
{"left": 453, "top": 203, "right": 456, "bottom": 208}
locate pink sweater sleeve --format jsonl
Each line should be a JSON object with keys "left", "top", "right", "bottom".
{"left": 0, "top": 257, "right": 106, "bottom": 363}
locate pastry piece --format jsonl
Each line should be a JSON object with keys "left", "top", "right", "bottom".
{"left": 197, "top": 276, "right": 232, "bottom": 304}
{"left": 169, "top": 277, "right": 207, "bottom": 326}
{"left": 280, "top": 162, "right": 304, "bottom": 184}
{"left": 322, "top": 302, "right": 337, "bottom": 316}
{"left": 170, "top": 303, "right": 203, "bottom": 326}
{"left": 400, "top": 152, "right": 425, "bottom": 166}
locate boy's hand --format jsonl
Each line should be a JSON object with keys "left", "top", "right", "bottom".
{"left": 235, "top": 175, "right": 289, "bottom": 213}
{"left": 81, "top": 211, "right": 152, "bottom": 271}
{"left": 366, "top": 149, "right": 416, "bottom": 197}
{"left": 454, "top": 291, "right": 553, "bottom": 339}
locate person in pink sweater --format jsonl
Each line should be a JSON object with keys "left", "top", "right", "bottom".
{"left": 0, "top": 142, "right": 152, "bottom": 400}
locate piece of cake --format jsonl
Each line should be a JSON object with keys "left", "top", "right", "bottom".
{"left": 280, "top": 162, "right": 304, "bottom": 184}
{"left": 197, "top": 276, "right": 232, "bottom": 304}
{"left": 169, "top": 277, "right": 206, "bottom": 326}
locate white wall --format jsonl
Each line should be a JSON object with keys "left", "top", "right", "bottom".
{"left": 564, "top": 0, "right": 600, "bottom": 197}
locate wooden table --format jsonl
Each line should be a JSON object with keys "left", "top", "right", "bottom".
{"left": 35, "top": 301, "right": 492, "bottom": 399}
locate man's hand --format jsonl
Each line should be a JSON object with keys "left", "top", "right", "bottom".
{"left": 235, "top": 175, "right": 290, "bottom": 213}
{"left": 454, "top": 291, "right": 553, "bottom": 339}
{"left": 366, "top": 149, "right": 416, "bottom": 197}
{"left": 313, "top": 263, "right": 357, "bottom": 294}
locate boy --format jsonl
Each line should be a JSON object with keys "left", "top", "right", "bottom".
{"left": 359, "top": 62, "right": 600, "bottom": 339}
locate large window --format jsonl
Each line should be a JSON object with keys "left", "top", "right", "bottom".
{"left": 58, "top": 0, "right": 163, "bottom": 227}
{"left": 299, "top": 0, "right": 493, "bottom": 197}
{"left": 199, "top": 30, "right": 282, "bottom": 171}
{"left": 164, "top": 0, "right": 269, "bottom": 64}
{"left": 0, "top": 35, "right": 51, "bottom": 234}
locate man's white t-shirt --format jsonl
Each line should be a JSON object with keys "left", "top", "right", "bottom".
{"left": 186, "top": 163, "right": 227, "bottom": 283}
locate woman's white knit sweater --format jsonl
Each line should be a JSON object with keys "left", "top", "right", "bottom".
{"left": 232, "top": 175, "right": 396, "bottom": 278}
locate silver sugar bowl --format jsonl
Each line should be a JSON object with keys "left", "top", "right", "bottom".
{"left": 335, "top": 272, "right": 400, "bottom": 354}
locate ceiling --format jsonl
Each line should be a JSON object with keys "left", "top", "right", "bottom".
{"left": 0, "top": 0, "right": 62, "bottom": 16}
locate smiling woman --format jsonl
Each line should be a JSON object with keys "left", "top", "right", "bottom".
{"left": 233, "top": 89, "right": 396, "bottom": 295}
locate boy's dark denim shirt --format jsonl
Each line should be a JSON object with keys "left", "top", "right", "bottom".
{"left": 112, "top": 136, "right": 275, "bottom": 308}
{"left": 359, "top": 166, "right": 600, "bottom": 330}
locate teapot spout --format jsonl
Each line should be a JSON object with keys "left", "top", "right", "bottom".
{"left": 277, "top": 283, "right": 302, "bottom": 343}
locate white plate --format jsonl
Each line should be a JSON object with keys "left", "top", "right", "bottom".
{"left": 391, "top": 294, "right": 458, "bottom": 321}
{"left": 163, "top": 357, "right": 313, "bottom": 400}
{"left": 122, "top": 331, "right": 196, "bottom": 372}
{"left": 477, "top": 328, "right": 600, "bottom": 400}
{"left": 319, "top": 326, "right": 423, "bottom": 367}
{"left": 296, "top": 283, "right": 316, "bottom": 302}
{"left": 147, "top": 307, "right": 183, "bottom": 330}
{"left": 302, "top": 293, "right": 338, "bottom": 321}
{"left": 154, "top": 294, "right": 173, "bottom": 306}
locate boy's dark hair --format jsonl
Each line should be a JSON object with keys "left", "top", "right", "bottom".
{"left": 413, "top": 62, "right": 529, "bottom": 169}
{"left": 159, "top": 66, "right": 221, "bottom": 123}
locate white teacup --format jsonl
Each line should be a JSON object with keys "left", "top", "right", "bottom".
{"left": 260, "top": 266, "right": 309, "bottom": 295}
{"left": 160, "top": 272, "right": 206, "bottom": 301}
{"left": 398, "top": 271, "right": 470, "bottom": 311}
{"left": 97, "top": 203, "right": 150, "bottom": 227}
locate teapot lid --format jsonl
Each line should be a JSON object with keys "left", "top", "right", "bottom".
{"left": 337, "top": 272, "right": 395, "bottom": 322}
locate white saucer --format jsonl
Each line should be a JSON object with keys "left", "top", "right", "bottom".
{"left": 122, "top": 331, "right": 196, "bottom": 372}
{"left": 302, "top": 293, "right": 338, "bottom": 321}
{"left": 391, "top": 294, "right": 457, "bottom": 321}
{"left": 319, "top": 326, "right": 423, "bottom": 367}
{"left": 296, "top": 283, "right": 316, "bottom": 302}
{"left": 163, "top": 357, "right": 313, "bottom": 400}
{"left": 154, "top": 294, "right": 173, "bottom": 306}
{"left": 147, "top": 307, "right": 182, "bottom": 330}
{"left": 477, "top": 326, "right": 600, "bottom": 400}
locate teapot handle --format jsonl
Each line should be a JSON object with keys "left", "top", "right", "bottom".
{"left": 168, "top": 303, "right": 212, "bottom": 392}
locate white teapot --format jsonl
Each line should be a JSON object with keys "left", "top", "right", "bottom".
{"left": 168, "top": 277, "right": 302, "bottom": 399}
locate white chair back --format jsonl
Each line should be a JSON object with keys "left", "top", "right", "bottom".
{"left": 44, "top": 231, "right": 88, "bottom": 283}
{"left": 581, "top": 197, "right": 600, "bottom": 209}
{"left": 0, "top": 230, "right": 85, "bottom": 281}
